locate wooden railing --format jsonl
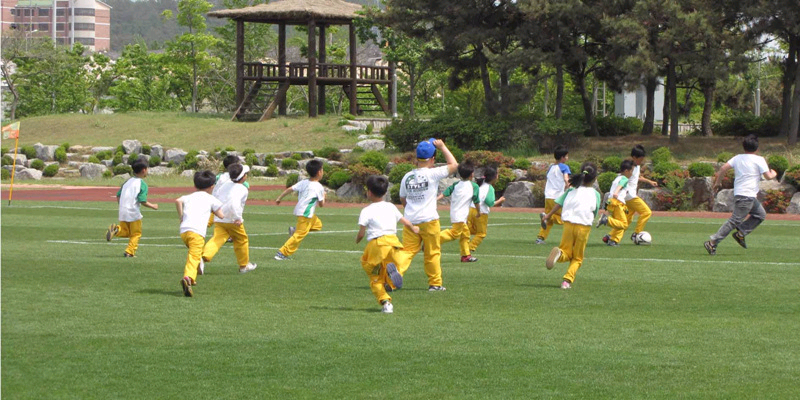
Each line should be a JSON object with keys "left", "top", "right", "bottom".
{"left": 242, "top": 62, "right": 391, "bottom": 81}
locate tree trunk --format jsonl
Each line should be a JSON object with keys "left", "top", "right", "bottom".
{"left": 701, "top": 81, "right": 714, "bottom": 137}
{"left": 543, "top": 75, "right": 549, "bottom": 115}
{"left": 662, "top": 71, "right": 670, "bottom": 136}
{"left": 0, "top": 64, "right": 18, "bottom": 120}
{"left": 555, "top": 64, "right": 564, "bottom": 119}
{"left": 499, "top": 67, "right": 510, "bottom": 116}
{"left": 779, "top": 37, "right": 797, "bottom": 137}
{"left": 789, "top": 50, "right": 800, "bottom": 146}
{"left": 575, "top": 72, "right": 598, "bottom": 136}
{"left": 408, "top": 70, "right": 417, "bottom": 118}
{"left": 668, "top": 58, "right": 679, "bottom": 144}
{"left": 642, "top": 76, "right": 657, "bottom": 136}
{"left": 478, "top": 51, "right": 495, "bottom": 116}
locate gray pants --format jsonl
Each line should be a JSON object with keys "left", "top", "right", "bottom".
{"left": 710, "top": 195, "right": 766, "bottom": 243}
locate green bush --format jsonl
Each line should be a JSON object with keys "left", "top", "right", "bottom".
{"left": 687, "top": 162, "right": 715, "bottom": 177}
{"left": 60, "top": 142, "right": 70, "bottom": 151}
{"left": 358, "top": 151, "right": 389, "bottom": 172}
{"left": 30, "top": 159, "right": 45, "bottom": 170}
{"left": 767, "top": 155, "right": 789, "bottom": 178}
{"left": 225, "top": 146, "right": 236, "bottom": 152}
{"left": 141, "top": 145, "right": 151, "bottom": 155}
{"left": 352, "top": 146, "right": 365, "bottom": 153}
{"left": 21, "top": 146, "right": 36, "bottom": 159}
{"left": 265, "top": 165, "right": 279, "bottom": 177}
{"left": 264, "top": 154, "right": 275, "bottom": 166}
{"left": 242, "top": 148, "right": 256, "bottom": 156}
{"left": 716, "top": 151, "right": 733, "bottom": 163}
{"left": 463, "top": 150, "right": 515, "bottom": 168}
{"left": 112, "top": 152, "right": 124, "bottom": 166}
{"left": 115, "top": 145, "right": 125, "bottom": 154}
{"left": 527, "top": 164, "right": 549, "bottom": 181}
{"left": 390, "top": 184, "right": 401, "bottom": 204}
{"left": 2, "top": 168, "right": 10, "bottom": 180}
{"left": 383, "top": 114, "right": 512, "bottom": 152}
{"left": 650, "top": 147, "right": 672, "bottom": 166}
{"left": 245, "top": 153, "right": 259, "bottom": 167}
{"left": 348, "top": 164, "right": 381, "bottom": 185}
{"left": 366, "top": 122, "right": 374, "bottom": 134}
{"left": 291, "top": 153, "right": 303, "bottom": 161}
{"left": 326, "top": 170, "right": 352, "bottom": 189}
{"left": 96, "top": 150, "right": 113, "bottom": 161}
{"left": 182, "top": 151, "right": 199, "bottom": 170}
{"left": 513, "top": 158, "right": 531, "bottom": 170}
{"left": 249, "top": 167, "right": 264, "bottom": 177}
{"left": 2, "top": 155, "right": 13, "bottom": 166}
{"left": 281, "top": 158, "right": 299, "bottom": 169}
{"left": 711, "top": 113, "right": 781, "bottom": 137}
{"left": 601, "top": 156, "right": 623, "bottom": 173}
{"left": 388, "top": 163, "right": 414, "bottom": 184}
{"left": 652, "top": 162, "right": 682, "bottom": 181}
{"left": 532, "top": 117, "right": 585, "bottom": 154}
{"left": 494, "top": 167, "right": 516, "bottom": 193}
{"left": 655, "top": 170, "right": 693, "bottom": 211}
{"left": 783, "top": 165, "right": 800, "bottom": 190}
{"left": 315, "top": 146, "right": 342, "bottom": 161}
{"left": 566, "top": 160, "right": 581, "bottom": 175}
{"left": 102, "top": 170, "right": 113, "bottom": 178}
{"left": 1, "top": 146, "right": 8, "bottom": 155}
{"left": 149, "top": 156, "right": 161, "bottom": 167}
{"left": 43, "top": 164, "right": 59, "bottom": 177}
{"left": 595, "top": 115, "right": 643, "bottom": 137}
{"left": 127, "top": 152, "right": 140, "bottom": 166}
{"left": 54, "top": 148, "right": 67, "bottom": 163}
{"left": 285, "top": 173, "right": 300, "bottom": 188}
{"left": 597, "top": 171, "right": 617, "bottom": 193}
{"left": 435, "top": 140, "right": 464, "bottom": 164}
{"left": 113, "top": 164, "right": 133, "bottom": 175}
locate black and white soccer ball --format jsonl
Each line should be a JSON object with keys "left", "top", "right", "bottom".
{"left": 633, "top": 231, "right": 652, "bottom": 245}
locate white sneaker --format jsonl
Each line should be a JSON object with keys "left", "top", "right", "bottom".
{"left": 381, "top": 301, "right": 394, "bottom": 314}
{"left": 274, "top": 251, "right": 290, "bottom": 261}
{"left": 198, "top": 258, "right": 205, "bottom": 275}
{"left": 239, "top": 262, "right": 257, "bottom": 273}
{"left": 561, "top": 280, "right": 572, "bottom": 290}
{"left": 546, "top": 247, "right": 561, "bottom": 270}
{"left": 288, "top": 226, "right": 296, "bottom": 236}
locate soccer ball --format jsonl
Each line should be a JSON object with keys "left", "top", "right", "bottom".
{"left": 634, "top": 232, "right": 652, "bottom": 245}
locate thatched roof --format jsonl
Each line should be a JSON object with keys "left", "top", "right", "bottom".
{"left": 208, "top": 0, "right": 364, "bottom": 25}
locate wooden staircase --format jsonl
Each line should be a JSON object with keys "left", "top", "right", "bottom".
{"left": 232, "top": 81, "right": 290, "bottom": 122}
{"left": 343, "top": 84, "right": 389, "bottom": 115}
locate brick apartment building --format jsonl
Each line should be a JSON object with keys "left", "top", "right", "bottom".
{"left": 0, "top": 0, "right": 110, "bottom": 52}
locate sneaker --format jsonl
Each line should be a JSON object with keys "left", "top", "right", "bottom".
{"left": 597, "top": 214, "right": 609, "bottom": 228}
{"left": 123, "top": 252, "right": 136, "bottom": 258}
{"left": 226, "top": 237, "right": 233, "bottom": 243}
{"left": 461, "top": 255, "right": 478, "bottom": 262}
{"left": 606, "top": 240, "right": 619, "bottom": 247}
{"left": 106, "top": 224, "right": 118, "bottom": 241}
{"left": 732, "top": 230, "right": 747, "bottom": 249}
{"left": 239, "top": 262, "right": 257, "bottom": 273}
{"left": 386, "top": 263, "right": 403, "bottom": 289}
{"left": 539, "top": 212, "right": 548, "bottom": 230}
{"left": 181, "top": 277, "right": 193, "bottom": 297}
{"left": 428, "top": 285, "right": 447, "bottom": 292}
{"left": 288, "top": 226, "right": 296, "bottom": 236}
{"left": 602, "top": 234, "right": 610, "bottom": 244}
{"left": 383, "top": 283, "right": 394, "bottom": 293}
{"left": 381, "top": 300, "right": 394, "bottom": 314}
{"left": 704, "top": 240, "right": 717, "bottom": 255}
{"left": 630, "top": 232, "right": 637, "bottom": 242}
{"left": 561, "top": 280, "right": 572, "bottom": 290}
{"left": 546, "top": 247, "right": 561, "bottom": 270}
{"left": 198, "top": 258, "right": 205, "bottom": 276}
{"left": 274, "top": 251, "right": 290, "bottom": 261}
{"left": 535, "top": 238, "right": 546, "bottom": 245}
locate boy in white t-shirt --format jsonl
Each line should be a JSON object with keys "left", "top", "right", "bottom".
{"left": 202, "top": 164, "right": 257, "bottom": 274}
{"left": 536, "top": 145, "right": 571, "bottom": 244}
{"left": 275, "top": 159, "right": 326, "bottom": 260}
{"left": 394, "top": 138, "right": 458, "bottom": 291}
{"left": 438, "top": 161, "right": 480, "bottom": 262}
{"left": 356, "top": 175, "right": 420, "bottom": 314}
{"left": 106, "top": 160, "right": 159, "bottom": 257}
{"left": 597, "top": 159, "right": 634, "bottom": 246}
{"left": 705, "top": 135, "right": 777, "bottom": 255}
{"left": 176, "top": 170, "right": 224, "bottom": 297}
{"left": 623, "top": 145, "right": 659, "bottom": 242}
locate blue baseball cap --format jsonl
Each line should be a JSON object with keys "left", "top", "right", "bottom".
{"left": 416, "top": 138, "right": 437, "bottom": 159}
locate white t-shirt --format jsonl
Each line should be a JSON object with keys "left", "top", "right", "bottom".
{"left": 544, "top": 163, "right": 571, "bottom": 199}
{"left": 178, "top": 191, "right": 223, "bottom": 235}
{"left": 358, "top": 201, "right": 404, "bottom": 241}
{"left": 292, "top": 179, "right": 326, "bottom": 218}
{"left": 443, "top": 180, "right": 479, "bottom": 223}
{"left": 609, "top": 175, "right": 630, "bottom": 204}
{"left": 399, "top": 166, "right": 451, "bottom": 224}
{"left": 556, "top": 186, "right": 602, "bottom": 226}
{"left": 213, "top": 181, "right": 249, "bottom": 223}
{"left": 624, "top": 165, "right": 641, "bottom": 201}
{"left": 212, "top": 172, "right": 232, "bottom": 198}
{"left": 729, "top": 154, "right": 769, "bottom": 197}
{"left": 118, "top": 177, "right": 146, "bottom": 222}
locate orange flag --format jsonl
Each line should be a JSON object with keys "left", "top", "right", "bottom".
{"left": 2, "top": 122, "right": 20, "bottom": 139}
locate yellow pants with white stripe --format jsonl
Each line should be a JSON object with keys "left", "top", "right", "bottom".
{"left": 467, "top": 208, "right": 489, "bottom": 251}
{"left": 202, "top": 222, "right": 250, "bottom": 267}
{"left": 117, "top": 219, "right": 143, "bottom": 256}
{"left": 537, "top": 198, "right": 563, "bottom": 240}
{"left": 607, "top": 198, "right": 630, "bottom": 243}
{"left": 361, "top": 235, "right": 403, "bottom": 304}
{"left": 625, "top": 197, "right": 652, "bottom": 234}
{"left": 440, "top": 222, "right": 471, "bottom": 256}
{"left": 395, "top": 220, "right": 443, "bottom": 287}
{"left": 181, "top": 231, "right": 205, "bottom": 283}
{"left": 556, "top": 222, "right": 592, "bottom": 284}
{"left": 279, "top": 215, "right": 322, "bottom": 256}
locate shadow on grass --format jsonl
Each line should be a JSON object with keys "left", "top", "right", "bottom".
{"left": 137, "top": 288, "right": 184, "bottom": 297}
{"left": 309, "top": 305, "right": 379, "bottom": 313}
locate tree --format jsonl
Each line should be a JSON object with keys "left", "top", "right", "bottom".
{"left": 110, "top": 43, "right": 179, "bottom": 111}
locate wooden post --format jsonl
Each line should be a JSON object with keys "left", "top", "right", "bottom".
{"left": 389, "top": 61, "right": 397, "bottom": 117}
{"left": 235, "top": 20, "right": 245, "bottom": 109}
{"left": 278, "top": 22, "right": 287, "bottom": 116}
{"left": 318, "top": 24, "right": 326, "bottom": 115}
{"left": 349, "top": 22, "right": 358, "bottom": 115}
{"left": 308, "top": 20, "right": 317, "bottom": 117}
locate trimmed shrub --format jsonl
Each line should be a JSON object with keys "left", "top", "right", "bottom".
{"left": 102, "top": 170, "right": 113, "bottom": 178}
{"left": 113, "top": 163, "right": 133, "bottom": 175}
{"left": 783, "top": 165, "right": 800, "bottom": 190}
{"left": 291, "top": 153, "right": 303, "bottom": 161}
{"left": 54, "top": 147, "right": 67, "bottom": 163}
{"left": 463, "top": 150, "right": 515, "bottom": 168}
{"left": 716, "top": 151, "right": 734, "bottom": 163}
{"left": 96, "top": 150, "right": 112, "bottom": 161}
{"left": 60, "top": 142, "right": 70, "bottom": 151}
{"left": 141, "top": 145, "right": 151, "bottom": 155}
{"left": 595, "top": 115, "right": 643, "bottom": 137}
{"left": 115, "top": 145, "right": 125, "bottom": 154}
{"left": 435, "top": 140, "right": 464, "bottom": 164}
{"left": 687, "top": 162, "right": 715, "bottom": 178}
{"left": 566, "top": 160, "right": 581, "bottom": 175}
{"left": 388, "top": 163, "right": 414, "bottom": 184}
{"left": 316, "top": 146, "right": 342, "bottom": 161}
{"left": 711, "top": 114, "right": 781, "bottom": 137}
{"left": 21, "top": 146, "right": 37, "bottom": 159}
{"left": 182, "top": 151, "right": 199, "bottom": 170}
{"left": 30, "top": 159, "right": 45, "bottom": 170}
{"left": 281, "top": 158, "right": 298, "bottom": 169}
{"left": 601, "top": 156, "right": 623, "bottom": 173}
{"left": 2, "top": 155, "right": 13, "bottom": 166}
{"left": 1, "top": 147, "right": 8, "bottom": 155}
{"left": 285, "top": 173, "right": 300, "bottom": 188}
{"left": 655, "top": 170, "right": 692, "bottom": 211}
{"left": 245, "top": 153, "right": 259, "bottom": 167}
{"left": 532, "top": 117, "right": 585, "bottom": 153}
{"left": 513, "top": 158, "right": 531, "bottom": 170}
{"left": 720, "top": 168, "right": 735, "bottom": 189}
{"left": 249, "top": 167, "right": 264, "bottom": 177}
{"left": 88, "top": 155, "right": 101, "bottom": 164}
{"left": 597, "top": 172, "right": 617, "bottom": 193}
{"left": 383, "top": 114, "right": 512, "bottom": 152}
{"left": 264, "top": 154, "right": 275, "bottom": 166}
{"left": 650, "top": 147, "right": 672, "bottom": 166}
{"left": 43, "top": 164, "right": 59, "bottom": 177}
{"left": 112, "top": 152, "right": 124, "bottom": 166}
{"left": 348, "top": 164, "right": 381, "bottom": 185}
{"left": 127, "top": 152, "right": 140, "bottom": 166}
{"left": 265, "top": 165, "right": 279, "bottom": 177}
{"left": 494, "top": 167, "right": 516, "bottom": 193}
{"left": 2, "top": 168, "right": 10, "bottom": 180}
{"left": 225, "top": 146, "right": 236, "bottom": 152}
{"left": 652, "top": 162, "right": 682, "bottom": 181}
{"left": 390, "top": 184, "right": 401, "bottom": 204}
{"left": 767, "top": 155, "right": 789, "bottom": 178}
{"left": 149, "top": 155, "right": 161, "bottom": 167}
{"left": 242, "top": 148, "right": 256, "bottom": 156}
{"left": 327, "top": 170, "right": 352, "bottom": 189}
{"left": 763, "top": 190, "right": 791, "bottom": 213}
{"left": 358, "top": 151, "right": 389, "bottom": 172}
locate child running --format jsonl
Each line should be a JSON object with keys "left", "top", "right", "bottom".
{"left": 597, "top": 160, "right": 634, "bottom": 246}
{"left": 274, "top": 159, "right": 326, "bottom": 260}
{"left": 201, "top": 164, "right": 257, "bottom": 274}
{"left": 467, "top": 166, "right": 506, "bottom": 253}
{"left": 542, "top": 163, "right": 601, "bottom": 289}
{"left": 176, "top": 170, "right": 225, "bottom": 297}
{"left": 356, "top": 175, "right": 420, "bottom": 314}
{"left": 623, "top": 145, "right": 659, "bottom": 243}
{"left": 438, "top": 161, "right": 480, "bottom": 262}
{"left": 704, "top": 134, "right": 777, "bottom": 255}
{"left": 209, "top": 155, "right": 250, "bottom": 236}
{"left": 536, "top": 145, "right": 571, "bottom": 244}
{"left": 106, "top": 159, "right": 159, "bottom": 257}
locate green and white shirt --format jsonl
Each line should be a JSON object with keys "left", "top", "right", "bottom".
{"left": 292, "top": 179, "right": 325, "bottom": 218}
{"left": 443, "top": 180, "right": 480, "bottom": 224}
{"left": 117, "top": 177, "right": 148, "bottom": 222}
{"left": 609, "top": 175, "right": 629, "bottom": 203}
{"left": 470, "top": 182, "right": 498, "bottom": 215}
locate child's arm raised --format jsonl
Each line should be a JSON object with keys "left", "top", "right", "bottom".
{"left": 433, "top": 139, "right": 458, "bottom": 175}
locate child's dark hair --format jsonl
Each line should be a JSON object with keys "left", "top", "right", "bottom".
{"left": 194, "top": 170, "right": 216, "bottom": 190}
{"left": 228, "top": 164, "right": 246, "bottom": 182}
{"left": 476, "top": 166, "right": 498, "bottom": 186}
{"left": 457, "top": 161, "right": 474, "bottom": 180}
{"left": 223, "top": 155, "right": 240, "bottom": 169}
{"left": 554, "top": 145, "right": 569, "bottom": 161}
{"left": 631, "top": 144, "right": 646, "bottom": 158}
{"left": 620, "top": 159, "right": 634, "bottom": 172}
{"left": 365, "top": 175, "right": 389, "bottom": 197}
{"left": 132, "top": 159, "right": 148, "bottom": 174}
{"left": 569, "top": 162, "right": 598, "bottom": 188}
{"left": 742, "top": 134, "right": 759, "bottom": 152}
{"left": 306, "top": 159, "right": 323, "bottom": 177}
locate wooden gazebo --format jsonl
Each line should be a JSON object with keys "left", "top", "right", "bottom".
{"left": 208, "top": 0, "right": 396, "bottom": 122}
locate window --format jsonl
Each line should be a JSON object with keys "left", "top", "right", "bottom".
{"left": 56, "top": 9, "right": 64, "bottom": 16}
{"left": 38, "top": 8, "right": 49, "bottom": 16}
{"left": 56, "top": 23, "right": 64, "bottom": 31}
{"left": 10, "top": 9, "right": 15, "bottom": 15}
{"left": 74, "top": 8, "right": 95, "bottom": 16}
{"left": 76, "top": 37, "right": 95, "bottom": 46}
{"left": 23, "top": 9, "right": 32, "bottom": 16}
{"left": 74, "top": 23, "right": 95, "bottom": 31}
{"left": 39, "top": 23, "right": 49, "bottom": 31}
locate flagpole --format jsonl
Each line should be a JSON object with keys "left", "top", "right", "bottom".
{"left": 8, "top": 136, "right": 19, "bottom": 205}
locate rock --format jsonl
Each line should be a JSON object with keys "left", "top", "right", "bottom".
{"left": 637, "top": 189, "right": 665, "bottom": 211}
{"left": 384, "top": 183, "right": 393, "bottom": 202}
{"left": 513, "top": 168, "right": 527, "bottom": 181}
{"left": 198, "top": 150, "right": 209, "bottom": 156}
{"left": 147, "top": 166, "right": 173, "bottom": 176}
{"left": 150, "top": 145, "right": 164, "bottom": 159}
{"left": 758, "top": 180, "right": 798, "bottom": 197}
{"left": 256, "top": 153, "right": 267, "bottom": 166}
{"left": 324, "top": 187, "right": 337, "bottom": 199}
{"left": 122, "top": 140, "right": 142, "bottom": 154}
{"left": 340, "top": 149, "right": 353, "bottom": 154}
{"left": 336, "top": 182, "right": 366, "bottom": 200}
{"left": 68, "top": 161, "right": 83, "bottom": 168}
{"left": 250, "top": 166, "right": 268, "bottom": 175}
{"left": 12, "top": 153, "right": 27, "bottom": 165}
{"left": 327, "top": 160, "right": 345, "bottom": 168}
{"left": 279, "top": 169, "right": 303, "bottom": 177}
{"left": 114, "top": 173, "right": 131, "bottom": 181}
{"left": 502, "top": 181, "right": 536, "bottom": 208}
{"left": 165, "top": 149, "right": 187, "bottom": 164}
{"left": 91, "top": 146, "right": 115, "bottom": 154}
{"left": 347, "top": 120, "right": 368, "bottom": 130}
{"left": 34, "top": 143, "right": 59, "bottom": 161}
{"left": 294, "top": 151, "right": 314, "bottom": 159}
{"left": 385, "top": 162, "right": 396, "bottom": 174}
{"left": 356, "top": 139, "right": 385, "bottom": 151}
{"left": 436, "top": 177, "right": 461, "bottom": 205}
{"left": 343, "top": 125, "right": 365, "bottom": 133}
{"left": 713, "top": 189, "right": 735, "bottom": 213}
{"left": 101, "top": 160, "right": 113, "bottom": 168}
{"left": 79, "top": 163, "right": 107, "bottom": 179}
{"left": 786, "top": 193, "right": 800, "bottom": 215}
{"left": 14, "top": 168, "right": 43, "bottom": 180}
{"left": 357, "top": 134, "right": 384, "bottom": 140}
{"left": 61, "top": 169, "right": 80, "bottom": 178}
{"left": 196, "top": 154, "right": 208, "bottom": 163}
{"left": 81, "top": 155, "right": 91, "bottom": 162}
{"left": 181, "top": 170, "right": 195, "bottom": 178}
{"left": 684, "top": 177, "right": 714, "bottom": 209}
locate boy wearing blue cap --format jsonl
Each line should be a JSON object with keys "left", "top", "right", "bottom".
{"left": 394, "top": 139, "right": 459, "bottom": 291}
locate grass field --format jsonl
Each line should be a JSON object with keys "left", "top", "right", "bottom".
{"left": 2, "top": 201, "right": 799, "bottom": 399}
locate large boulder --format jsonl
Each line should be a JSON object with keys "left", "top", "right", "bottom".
{"left": 336, "top": 182, "right": 366, "bottom": 200}
{"left": 150, "top": 145, "right": 164, "bottom": 159}
{"left": 786, "top": 193, "right": 800, "bottom": 215}
{"left": 165, "top": 148, "right": 187, "bottom": 164}
{"left": 79, "top": 163, "right": 107, "bottom": 180}
{"left": 34, "top": 143, "right": 59, "bottom": 161}
{"left": 356, "top": 139, "right": 385, "bottom": 151}
{"left": 91, "top": 146, "right": 115, "bottom": 154}
{"left": 437, "top": 177, "right": 460, "bottom": 205}
{"left": 147, "top": 166, "right": 173, "bottom": 176}
{"left": 502, "top": 181, "right": 536, "bottom": 208}
{"left": 12, "top": 153, "right": 27, "bottom": 165}
{"left": 181, "top": 170, "right": 195, "bottom": 178}
{"left": 637, "top": 189, "right": 665, "bottom": 211}
{"left": 713, "top": 189, "right": 735, "bottom": 213}
{"left": 122, "top": 140, "right": 142, "bottom": 154}
{"left": 14, "top": 167, "right": 43, "bottom": 180}
{"left": 512, "top": 168, "right": 527, "bottom": 181}
{"left": 684, "top": 177, "right": 714, "bottom": 209}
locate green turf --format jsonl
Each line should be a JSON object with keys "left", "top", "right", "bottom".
{"left": 2, "top": 201, "right": 799, "bottom": 399}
